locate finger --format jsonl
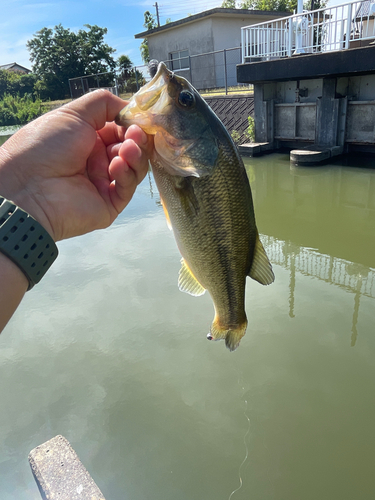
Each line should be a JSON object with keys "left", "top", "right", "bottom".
{"left": 98, "top": 121, "right": 126, "bottom": 146}
{"left": 63, "top": 90, "right": 129, "bottom": 131}
{"left": 107, "top": 143, "right": 122, "bottom": 161}
{"left": 108, "top": 156, "right": 138, "bottom": 212}
{"left": 118, "top": 139, "right": 147, "bottom": 185}
{"left": 124, "top": 124, "right": 149, "bottom": 146}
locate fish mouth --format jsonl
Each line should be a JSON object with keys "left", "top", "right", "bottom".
{"left": 115, "top": 62, "right": 173, "bottom": 131}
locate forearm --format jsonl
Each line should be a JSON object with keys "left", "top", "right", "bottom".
{"left": 0, "top": 252, "right": 28, "bottom": 333}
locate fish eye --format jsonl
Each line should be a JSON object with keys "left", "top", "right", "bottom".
{"left": 178, "top": 91, "right": 195, "bottom": 108}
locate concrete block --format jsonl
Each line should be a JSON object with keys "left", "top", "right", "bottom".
{"left": 290, "top": 146, "right": 331, "bottom": 165}
{"left": 330, "top": 145, "right": 344, "bottom": 157}
{"left": 238, "top": 142, "right": 272, "bottom": 156}
{"left": 29, "top": 435, "right": 106, "bottom": 500}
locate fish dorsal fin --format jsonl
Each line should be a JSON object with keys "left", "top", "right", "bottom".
{"left": 160, "top": 196, "right": 172, "bottom": 231}
{"left": 178, "top": 258, "right": 206, "bottom": 296}
{"left": 249, "top": 233, "right": 275, "bottom": 285}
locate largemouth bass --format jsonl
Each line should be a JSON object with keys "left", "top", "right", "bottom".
{"left": 116, "top": 62, "right": 274, "bottom": 351}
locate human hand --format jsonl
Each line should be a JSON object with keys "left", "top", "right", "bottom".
{"left": 0, "top": 90, "right": 152, "bottom": 242}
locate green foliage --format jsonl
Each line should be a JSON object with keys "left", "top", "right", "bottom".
{"left": 246, "top": 116, "right": 255, "bottom": 142}
{"left": 239, "top": 0, "right": 296, "bottom": 11}
{"left": 222, "top": 0, "right": 236, "bottom": 7}
{"left": 118, "top": 55, "right": 133, "bottom": 77}
{"left": 27, "top": 24, "right": 116, "bottom": 100}
{"left": 140, "top": 41, "right": 150, "bottom": 64}
{"left": 117, "top": 54, "right": 133, "bottom": 91}
{"left": 0, "top": 94, "right": 43, "bottom": 126}
{"left": 140, "top": 11, "right": 158, "bottom": 64}
{"left": 231, "top": 129, "right": 241, "bottom": 144}
{"left": 123, "top": 69, "right": 146, "bottom": 93}
{"left": 0, "top": 70, "right": 39, "bottom": 100}
{"left": 144, "top": 11, "right": 157, "bottom": 30}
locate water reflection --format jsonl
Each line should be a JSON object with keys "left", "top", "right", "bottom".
{"left": 262, "top": 236, "right": 374, "bottom": 345}
{"left": 244, "top": 156, "right": 375, "bottom": 347}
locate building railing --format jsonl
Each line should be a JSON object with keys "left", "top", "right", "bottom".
{"left": 241, "top": 0, "right": 375, "bottom": 62}
{"left": 127, "top": 48, "right": 252, "bottom": 95}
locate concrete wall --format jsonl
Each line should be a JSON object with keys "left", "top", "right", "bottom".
{"left": 148, "top": 18, "right": 214, "bottom": 87}
{"left": 254, "top": 73, "right": 375, "bottom": 150}
{"left": 275, "top": 79, "right": 323, "bottom": 103}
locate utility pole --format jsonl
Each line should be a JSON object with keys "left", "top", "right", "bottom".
{"left": 154, "top": 2, "right": 160, "bottom": 27}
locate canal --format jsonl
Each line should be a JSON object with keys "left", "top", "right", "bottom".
{"left": 0, "top": 150, "right": 374, "bottom": 500}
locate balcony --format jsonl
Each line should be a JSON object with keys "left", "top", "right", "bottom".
{"left": 241, "top": 0, "right": 375, "bottom": 63}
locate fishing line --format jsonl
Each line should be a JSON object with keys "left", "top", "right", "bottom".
{"left": 228, "top": 369, "right": 251, "bottom": 500}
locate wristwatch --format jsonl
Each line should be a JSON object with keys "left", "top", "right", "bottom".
{"left": 0, "top": 196, "right": 58, "bottom": 290}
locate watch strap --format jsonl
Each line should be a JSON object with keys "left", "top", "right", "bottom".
{"left": 0, "top": 196, "right": 58, "bottom": 290}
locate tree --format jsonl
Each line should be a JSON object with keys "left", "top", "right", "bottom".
{"left": 221, "top": 0, "right": 237, "bottom": 7}
{"left": 118, "top": 55, "right": 133, "bottom": 79}
{"left": 117, "top": 55, "right": 133, "bottom": 91}
{"left": 140, "top": 11, "right": 158, "bottom": 64}
{"left": 239, "top": 0, "right": 297, "bottom": 10}
{"left": 27, "top": 24, "right": 116, "bottom": 100}
{"left": 0, "top": 70, "right": 39, "bottom": 100}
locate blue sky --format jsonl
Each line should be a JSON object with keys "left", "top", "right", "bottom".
{"left": 2, "top": 0, "right": 344, "bottom": 71}
{"left": 1, "top": 0, "right": 221, "bottom": 70}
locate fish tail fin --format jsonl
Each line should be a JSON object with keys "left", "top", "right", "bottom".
{"left": 208, "top": 317, "right": 248, "bottom": 352}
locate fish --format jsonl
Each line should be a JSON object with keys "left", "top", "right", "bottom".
{"left": 116, "top": 62, "right": 274, "bottom": 351}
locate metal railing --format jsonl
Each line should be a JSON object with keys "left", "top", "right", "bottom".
{"left": 69, "top": 48, "right": 252, "bottom": 98}
{"left": 129, "top": 47, "right": 252, "bottom": 95}
{"left": 241, "top": 0, "right": 375, "bottom": 61}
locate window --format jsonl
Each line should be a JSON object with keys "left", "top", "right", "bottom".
{"left": 169, "top": 50, "right": 189, "bottom": 71}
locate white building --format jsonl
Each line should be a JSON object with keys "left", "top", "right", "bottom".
{"left": 135, "top": 8, "right": 290, "bottom": 90}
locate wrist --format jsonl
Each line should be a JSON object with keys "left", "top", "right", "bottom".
{"left": 0, "top": 197, "right": 58, "bottom": 290}
{"left": 0, "top": 149, "right": 55, "bottom": 241}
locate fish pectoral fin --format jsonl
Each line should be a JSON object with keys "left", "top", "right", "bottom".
{"left": 178, "top": 258, "right": 206, "bottom": 296}
{"left": 160, "top": 196, "right": 172, "bottom": 231}
{"left": 249, "top": 233, "right": 275, "bottom": 285}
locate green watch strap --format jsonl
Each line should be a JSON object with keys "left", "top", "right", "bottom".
{"left": 0, "top": 196, "right": 58, "bottom": 290}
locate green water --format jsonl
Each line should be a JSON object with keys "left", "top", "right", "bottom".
{"left": 0, "top": 153, "right": 375, "bottom": 500}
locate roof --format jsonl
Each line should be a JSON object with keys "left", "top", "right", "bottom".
{"left": 135, "top": 7, "right": 291, "bottom": 38}
{"left": 0, "top": 62, "right": 31, "bottom": 73}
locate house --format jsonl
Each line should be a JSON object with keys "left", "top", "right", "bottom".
{"left": 135, "top": 8, "right": 290, "bottom": 90}
{"left": 0, "top": 63, "right": 32, "bottom": 74}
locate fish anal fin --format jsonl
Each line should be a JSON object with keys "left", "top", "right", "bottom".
{"left": 178, "top": 258, "right": 206, "bottom": 296}
{"left": 160, "top": 196, "right": 172, "bottom": 231}
{"left": 249, "top": 233, "right": 275, "bottom": 285}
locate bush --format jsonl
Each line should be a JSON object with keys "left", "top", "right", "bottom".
{"left": 246, "top": 116, "right": 255, "bottom": 143}
{"left": 0, "top": 94, "right": 43, "bottom": 126}
{"left": 231, "top": 129, "right": 241, "bottom": 144}
{"left": 0, "top": 70, "right": 39, "bottom": 100}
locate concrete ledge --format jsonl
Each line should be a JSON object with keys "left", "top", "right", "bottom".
{"left": 290, "top": 145, "right": 343, "bottom": 165}
{"left": 29, "top": 435, "right": 106, "bottom": 500}
{"left": 237, "top": 45, "right": 375, "bottom": 84}
{"left": 238, "top": 142, "right": 272, "bottom": 156}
